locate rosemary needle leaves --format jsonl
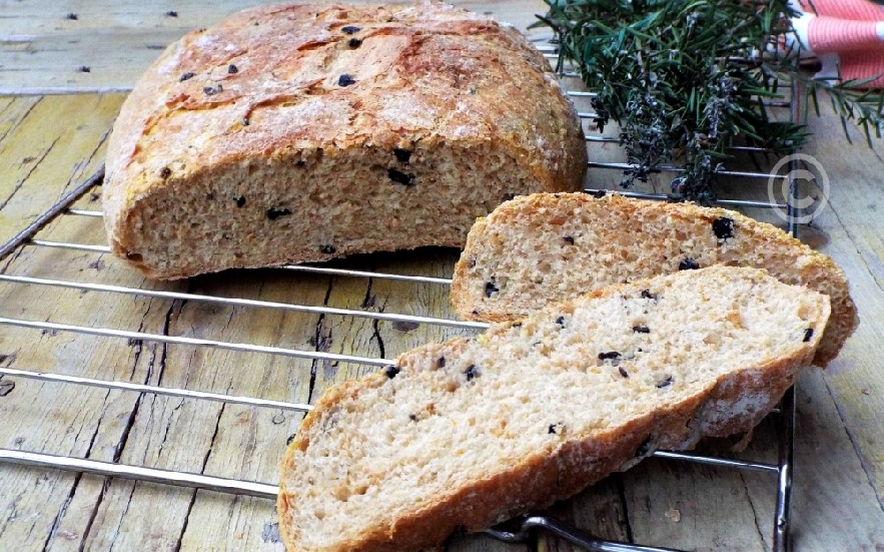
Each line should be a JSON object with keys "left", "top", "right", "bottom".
{"left": 540, "top": 0, "right": 884, "bottom": 200}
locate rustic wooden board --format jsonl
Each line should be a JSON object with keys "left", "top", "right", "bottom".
{"left": 1, "top": 0, "right": 884, "bottom": 549}
{"left": 0, "top": 0, "right": 553, "bottom": 94}
{"left": 799, "top": 106, "right": 884, "bottom": 499}
{"left": 535, "top": 476, "right": 631, "bottom": 552}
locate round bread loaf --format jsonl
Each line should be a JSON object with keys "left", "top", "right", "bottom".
{"left": 102, "top": 2, "right": 588, "bottom": 279}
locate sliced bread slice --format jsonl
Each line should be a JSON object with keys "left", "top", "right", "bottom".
{"left": 450, "top": 192, "right": 857, "bottom": 367}
{"left": 278, "top": 266, "right": 830, "bottom": 552}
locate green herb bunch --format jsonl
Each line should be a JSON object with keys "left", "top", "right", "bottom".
{"left": 540, "top": 0, "right": 884, "bottom": 200}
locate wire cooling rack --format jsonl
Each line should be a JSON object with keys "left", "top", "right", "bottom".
{"left": 0, "top": 45, "right": 808, "bottom": 552}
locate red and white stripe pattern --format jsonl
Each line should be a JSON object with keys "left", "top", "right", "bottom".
{"left": 788, "top": 0, "right": 884, "bottom": 88}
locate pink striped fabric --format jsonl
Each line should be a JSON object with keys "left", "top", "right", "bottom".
{"left": 792, "top": 0, "right": 884, "bottom": 88}
{"left": 807, "top": 17, "right": 882, "bottom": 53}
{"left": 838, "top": 51, "right": 884, "bottom": 87}
{"left": 797, "top": 0, "right": 884, "bottom": 20}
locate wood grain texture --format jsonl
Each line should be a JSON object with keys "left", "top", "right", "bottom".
{"left": 1, "top": 1, "right": 884, "bottom": 550}
{"left": 535, "top": 476, "right": 631, "bottom": 552}
{"left": 799, "top": 105, "right": 884, "bottom": 502}
{"left": 0, "top": 0, "right": 552, "bottom": 94}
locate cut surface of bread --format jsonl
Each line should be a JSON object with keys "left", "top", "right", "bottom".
{"left": 278, "top": 266, "right": 830, "bottom": 552}
{"left": 102, "top": 2, "right": 587, "bottom": 280}
{"left": 450, "top": 192, "right": 858, "bottom": 367}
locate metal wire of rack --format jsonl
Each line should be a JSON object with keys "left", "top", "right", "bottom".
{"left": 0, "top": 45, "right": 809, "bottom": 552}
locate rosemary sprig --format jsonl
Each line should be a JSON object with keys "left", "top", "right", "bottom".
{"left": 540, "top": 0, "right": 884, "bottom": 200}
{"left": 800, "top": 73, "right": 884, "bottom": 146}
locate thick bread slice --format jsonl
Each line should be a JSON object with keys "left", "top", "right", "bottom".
{"left": 102, "top": 2, "right": 587, "bottom": 280}
{"left": 278, "top": 266, "right": 830, "bottom": 552}
{"left": 450, "top": 192, "right": 858, "bottom": 367}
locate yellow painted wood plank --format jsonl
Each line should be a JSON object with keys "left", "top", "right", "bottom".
{"left": 172, "top": 273, "right": 326, "bottom": 551}
{"left": 0, "top": 254, "right": 184, "bottom": 549}
{"left": 0, "top": 92, "right": 176, "bottom": 549}
{"left": 0, "top": 91, "right": 328, "bottom": 550}
{"left": 0, "top": 94, "right": 120, "bottom": 245}
{"left": 0, "top": 96, "right": 40, "bottom": 144}
{"left": 75, "top": 271, "right": 326, "bottom": 551}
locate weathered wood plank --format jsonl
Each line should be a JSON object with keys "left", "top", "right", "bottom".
{"left": 535, "top": 476, "right": 630, "bottom": 552}
{"left": 0, "top": 0, "right": 553, "bottom": 94}
{"left": 794, "top": 103, "right": 884, "bottom": 518}
{"left": 0, "top": 252, "right": 182, "bottom": 550}
{"left": 738, "top": 370, "right": 884, "bottom": 552}
{"left": 174, "top": 271, "right": 329, "bottom": 552}
{"left": 0, "top": 92, "right": 331, "bottom": 551}
{"left": 1, "top": 1, "right": 883, "bottom": 548}
{"left": 0, "top": 92, "right": 162, "bottom": 550}
{"left": 76, "top": 269, "right": 328, "bottom": 551}
{"left": 0, "top": 94, "right": 117, "bottom": 245}
{"left": 448, "top": 532, "right": 530, "bottom": 552}
{"left": 624, "top": 446, "right": 772, "bottom": 551}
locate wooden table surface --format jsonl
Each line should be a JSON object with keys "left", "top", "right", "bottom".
{"left": 1, "top": 2, "right": 883, "bottom": 551}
